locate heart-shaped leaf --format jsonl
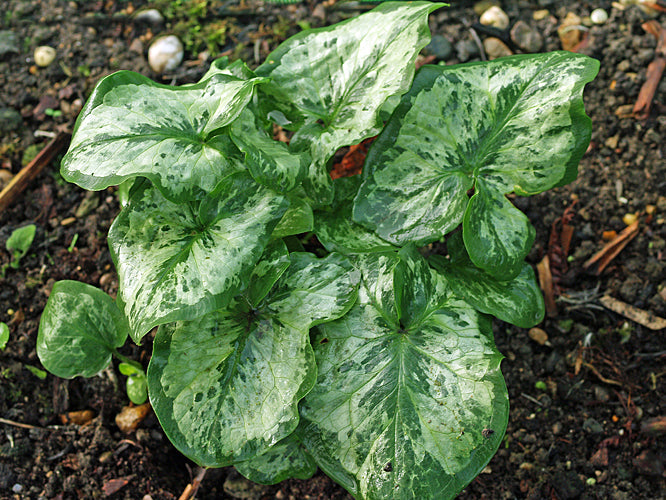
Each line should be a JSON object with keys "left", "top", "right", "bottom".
{"left": 300, "top": 250, "right": 508, "bottom": 500}
{"left": 147, "top": 252, "right": 359, "bottom": 466}
{"left": 37, "top": 281, "right": 129, "bottom": 378}
{"left": 354, "top": 52, "right": 599, "bottom": 271}
{"left": 256, "top": 1, "right": 442, "bottom": 203}
{"left": 62, "top": 71, "right": 266, "bottom": 202}
{"left": 148, "top": 308, "right": 316, "bottom": 466}
{"left": 109, "top": 173, "right": 288, "bottom": 342}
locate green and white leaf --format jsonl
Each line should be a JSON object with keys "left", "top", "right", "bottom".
{"left": 109, "top": 173, "right": 287, "bottom": 342}
{"left": 235, "top": 433, "right": 317, "bottom": 485}
{"left": 315, "top": 177, "right": 395, "bottom": 254}
{"left": 200, "top": 57, "right": 256, "bottom": 82}
{"left": 256, "top": 1, "right": 442, "bottom": 203}
{"left": 230, "top": 109, "right": 306, "bottom": 193}
{"left": 37, "top": 281, "right": 129, "bottom": 378}
{"left": 148, "top": 252, "right": 358, "bottom": 467}
{"left": 148, "top": 308, "right": 316, "bottom": 467}
{"left": 62, "top": 71, "right": 267, "bottom": 202}
{"left": 245, "top": 239, "right": 290, "bottom": 308}
{"left": 354, "top": 52, "right": 599, "bottom": 255}
{"left": 267, "top": 252, "right": 360, "bottom": 329}
{"left": 429, "top": 233, "right": 544, "bottom": 328}
{"left": 300, "top": 251, "right": 509, "bottom": 500}
{"left": 463, "top": 181, "right": 535, "bottom": 279}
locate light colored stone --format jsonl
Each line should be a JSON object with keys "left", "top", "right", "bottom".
{"left": 590, "top": 8, "right": 608, "bottom": 25}
{"left": 528, "top": 327, "right": 549, "bottom": 346}
{"left": 533, "top": 9, "right": 550, "bottom": 21}
{"left": 148, "top": 35, "right": 183, "bottom": 74}
{"left": 134, "top": 8, "right": 164, "bottom": 25}
{"left": 480, "top": 6, "right": 510, "bottom": 30}
{"left": 34, "top": 45, "right": 56, "bottom": 67}
{"left": 483, "top": 37, "right": 512, "bottom": 60}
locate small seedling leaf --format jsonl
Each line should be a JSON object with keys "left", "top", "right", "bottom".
{"left": 0, "top": 323, "right": 9, "bottom": 350}
{"left": 37, "top": 281, "right": 129, "bottom": 378}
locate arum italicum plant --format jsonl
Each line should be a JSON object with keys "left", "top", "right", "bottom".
{"left": 37, "top": 2, "right": 599, "bottom": 498}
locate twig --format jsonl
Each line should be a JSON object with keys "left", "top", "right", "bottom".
{"left": 178, "top": 466, "right": 207, "bottom": 500}
{"left": 598, "top": 294, "right": 666, "bottom": 330}
{"left": 0, "top": 417, "right": 43, "bottom": 430}
{"left": 582, "top": 361, "right": 623, "bottom": 387}
{"left": 634, "top": 21, "right": 666, "bottom": 119}
{"left": 583, "top": 220, "right": 639, "bottom": 275}
{"left": 520, "top": 393, "right": 544, "bottom": 406}
{"left": 469, "top": 27, "right": 487, "bottom": 61}
{"left": 0, "top": 131, "right": 71, "bottom": 213}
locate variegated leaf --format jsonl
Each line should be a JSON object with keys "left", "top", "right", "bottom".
{"left": 267, "top": 252, "right": 360, "bottom": 329}
{"left": 62, "top": 71, "right": 266, "bottom": 202}
{"left": 147, "top": 252, "right": 359, "bottom": 467}
{"left": 148, "top": 308, "right": 316, "bottom": 466}
{"left": 245, "top": 239, "right": 290, "bottom": 308}
{"left": 315, "top": 177, "right": 396, "bottom": 254}
{"left": 235, "top": 433, "right": 317, "bottom": 485}
{"left": 354, "top": 52, "right": 599, "bottom": 268}
{"left": 230, "top": 108, "right": 306, "bottom": 193}
{"left": 271, "top": 192, "right": 314, "bottom": 239}
{"left": 463, "top": 180, "right": 535, "bottom": 279}
{"left": 300, "top": 250, "right": 509, "bottom": 500}
{"left": 256, "top": 1, "right": 442, "bottom": 203}
{"left": 109, "top": 173, "right": 287, "bottom": 342}
{"left": 430, "top": 232, "right": 544, "bottom": 328}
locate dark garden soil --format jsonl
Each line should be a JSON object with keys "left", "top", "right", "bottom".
{"left": 1, "top": 1, "right": 665, "bottom": 499}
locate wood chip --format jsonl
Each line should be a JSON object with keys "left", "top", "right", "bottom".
{"left": 634, "top": 21, "right": 666, "bottom": 120}
{"left": 641, "top": 416, "right": 666, "bottom": 436}
{"left": 599, "top": 295, "right": 666, "bottom": 330}
{"left": 103, "top": 477, "right": 130, "bottom": 497}
{"left": 537, "top": 255, "right": 557, "bottom": 317}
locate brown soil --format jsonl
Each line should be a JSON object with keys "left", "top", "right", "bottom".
{"left": 1, "top": 1, "right": 665, "bottom": 499}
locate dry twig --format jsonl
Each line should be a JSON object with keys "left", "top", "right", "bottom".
{"left": 0, "top": 131, "right": 70, "bottom": 213}
{"left": 634, "top": 20, "right": 666, "bottom": 119}
{"left": 178, "top": 466, "right": 207, "bottom": 500}
{"left": 583, "top": 220, "right": 639, "bottom": 275}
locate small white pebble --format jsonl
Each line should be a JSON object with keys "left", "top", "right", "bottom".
{"left": 34, "top": 46, "right": 56, "bottom": 67}
{"left": 148, "top": 35, "right": 184, "bottom": 74}
{"left": 12, "top": 484, "right": 23, "bottom": 493}
{"left": 135, "top": 9, "right": 164, "bottom": 25}
{"left": 590, "top": 8, "right": 608, "bottom": 25}
{"left": 480, "top": 6, "right": 510, "bottom": 30}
